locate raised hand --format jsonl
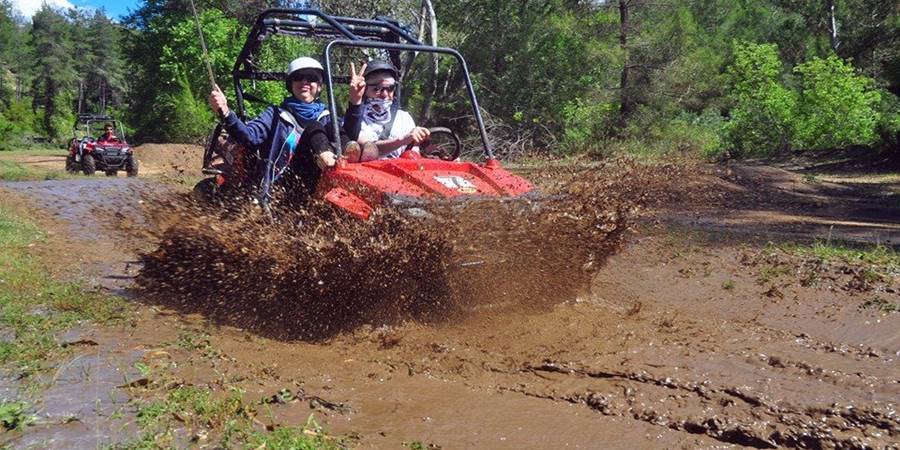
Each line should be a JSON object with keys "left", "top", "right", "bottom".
{"left": 349, "top": 61, "right": 367, "bottom": 105}
{"left": 209, "top": 84, "right": 229, "bottom": 117}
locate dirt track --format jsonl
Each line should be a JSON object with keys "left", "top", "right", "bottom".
{"left": 0, "top": 149, "right": 898, "bottom": 448}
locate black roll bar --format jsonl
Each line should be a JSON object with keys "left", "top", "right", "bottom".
{"left": 231, "top": 9, "right": 418, "bottom": 118}
{"left": 323, "top": 40, "right": 495, "bottom": 161}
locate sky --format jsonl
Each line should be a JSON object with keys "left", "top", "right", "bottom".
{"left": 10, "top": 0, "right": 141, "bottom": 20}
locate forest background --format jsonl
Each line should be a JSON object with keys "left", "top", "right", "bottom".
{"left": 0, "top": 0, "right": 897, "bottom": 159}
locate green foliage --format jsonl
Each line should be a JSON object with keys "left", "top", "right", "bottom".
{"left": 0, "top": 99, "right": 38, "bottom": 151}
{"left": 793, "top": 56, "right": 881, "bottom": 149}
{"left": 562, "top": 99, "right": 617, "bottom": 150}
{"left": 157, "top": 71, "right": 214, "bottom": 142}
{"left": 860, "top": 297, "right": 898, "bottom": 313}
{"left": 29, "top": 6, "right": 77, "bottom": 141}
{"left": 0, "top": 401, "right": 33, "bottom": 430}
{"left": 247, "top": 420, "right": 342, "bottom": 450}
{"left": 125, "top": 6, "right": 245, "bottom": 142}
{"left": 436, "top": 1, "right": 610, "bottom": 137}
{"left": 723, "top": 41, "right": 797, "bottom": 155}
{"left": 242, "top": 34, "right": 318, "bottom": 117}
{"left": 775, "top": 240, "right": 900, "bottom": 276}
{"left": 0, "top": 206, "right": 129, "bottom": 382}
{"left": 875, "top": 90, "right": 900, "bottom": 149}
{"left": 2, "top": 0, "right": 898, "bottom": 156}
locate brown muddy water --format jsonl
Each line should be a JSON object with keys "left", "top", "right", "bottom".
{"left": 2, "top": 160, "right": 898, "bottom": 449}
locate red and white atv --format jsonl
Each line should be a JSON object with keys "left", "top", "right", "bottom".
{"left": 196, "top": 9, "right": 534, "bottom": 216}
{"left": 66, "top": 115, "right": 138, "bottom": 177}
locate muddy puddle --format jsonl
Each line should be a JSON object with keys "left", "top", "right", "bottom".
{"left": 3, "top": 161, "right": 898, "bottom": 448}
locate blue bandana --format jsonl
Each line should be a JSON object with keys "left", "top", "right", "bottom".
{"left": 281, "top": 96, "right": 326, "bottom": 122}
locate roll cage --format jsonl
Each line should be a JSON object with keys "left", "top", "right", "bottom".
{"left": 230, "top": 9, "right": 494, "bottom": 160}
{"left": 73, "top": 114, "right": 126, "bottom": 141}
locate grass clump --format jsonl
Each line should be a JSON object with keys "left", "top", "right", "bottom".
{"left": 860, "top": 296, "right": 898, "bottom": 313}
{"left": 0, "top": 401, "right": 34, "bottom": 430}
{"left": 0, "top": 205, "right": 130, "bottom": 381}
{"left": 0, "top": 160, "right": 68, "bottom": 181}
{"left": 247, "top": 416, "right": 343, "bottom": 450}
{"left": 405, "top": 441, "right": 443, "bottom": 450}
{"left": 120, "top": 344, "right": 344, "bottom": 450}
{"left": 784, "top": 241, "right": 900, "bottom": 274}
{"left": 756, "top": 264, "right": 793, "bottom": 284}
{"left": 122, "top": 381, "right": 342, "bottom": 449}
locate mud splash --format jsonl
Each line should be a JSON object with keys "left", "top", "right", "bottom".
{"left": 136, "top": 160, "right": 674, "bottom": 340}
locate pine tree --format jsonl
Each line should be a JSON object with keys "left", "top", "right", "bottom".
{"left": 30, "top": 5, "right": 77, "bottom": 139}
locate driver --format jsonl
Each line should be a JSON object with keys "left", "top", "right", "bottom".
{"left": 98, "top": 123, "right": 119, "bottom": 142}
{"left": 346, "top": 60, "right": 430, "bottom": 162}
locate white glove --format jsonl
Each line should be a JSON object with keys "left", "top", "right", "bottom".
{"left": 316, "top": 151, "right": 336, "bottom": 169}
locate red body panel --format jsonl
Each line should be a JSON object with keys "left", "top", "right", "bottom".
{"left": 68, "top": 139, "right": 130, "bottom": 156}
{"left": 315, "top": 151, "right": 533, "bottom": 220}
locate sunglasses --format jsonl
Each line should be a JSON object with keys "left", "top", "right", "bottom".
{"left": 291, "top": 73, "right": 321, "bottom": 83}
{"left": 366, "top": 83, "right": 397, "bottom": 94}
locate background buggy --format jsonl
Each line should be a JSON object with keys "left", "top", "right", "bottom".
{"left": 66, "top": 114, "right": 138, "bottom": 177}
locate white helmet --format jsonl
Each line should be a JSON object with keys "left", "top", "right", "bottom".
{"left": 286, "top": 57, "right": 324, "bottom": 84}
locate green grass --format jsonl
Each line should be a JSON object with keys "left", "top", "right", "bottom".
{"left": 778, "top": 241, "right": 900, "bottom": 274}
{"left": 117, "top": 328, "right": 343, "bottom": 449}
{"left": 0, "top": 160, "right": 69, "bottom": 182}
{"left": 404, "top": 441, "right": 443, "bottom": 450}
{"left": 0, "top": 401, "right": 34, "bottom": 430}
{"left": 756, "top": 264, "right": 793, "bottom": 284}
{"left": 860, "top": 296, "right": 898, "bottom": 313}
{"left": 0, "top": 145, "right": 63, "bottom": 155}
{"left": 0, "top": 206, "right": 130, "bottom": 382}
{"left": 121, "top": 378, "right": 342, "bottom": 449}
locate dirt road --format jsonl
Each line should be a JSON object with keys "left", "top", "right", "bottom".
{"left": 0, "top": 151, "right": 897, "bottom": 449}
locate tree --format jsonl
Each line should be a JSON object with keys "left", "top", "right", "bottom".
{"left": 30, "top": 5, "right": 77, "bottom": 139}
{"left": 83, "top": 10, "right": 128, "bottom": 114}
{"left": 123, "top": 3, "right": 245, "bottom": 141}
{"left": 724, "top": 41, "right": 796, "bottom": 155}
{"left": 793, "top": 55, "right": 881, "bottom": 148}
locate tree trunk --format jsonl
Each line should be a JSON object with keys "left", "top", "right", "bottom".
{"left": 826, "top": 0, "right": 839, "bottom": 51}
{"left": 77, "top": 80, "right": 83, "bottom": 114}
{"left": 419, "top": 0, "right": 438, "bottom": 123}
{"left": 617, "top": 0, "right": 633, "bottom": 131}
{"left": 100, "top": 79, "right": 107, "bottom": 114}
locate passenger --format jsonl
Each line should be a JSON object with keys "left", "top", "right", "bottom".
{"left": 207, "top": 56, "right": 365, "bottom": 203}
{"left": 345, "top": 59, "right": 430, "bottom": 162}
{"left": 98, "top": 123, "right": 119, "bottom": 142}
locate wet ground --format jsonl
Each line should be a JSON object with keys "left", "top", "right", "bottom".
{"left": 0, "top": 153, "right": 898, "bottom": 448}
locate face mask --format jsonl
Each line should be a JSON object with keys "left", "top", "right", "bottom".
{"left": 364, "top": 98, "right": 392, "bottom": 124}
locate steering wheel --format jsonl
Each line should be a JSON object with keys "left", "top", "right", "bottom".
{"left": 413, "top": 127, "right": 461, "bottom": 161}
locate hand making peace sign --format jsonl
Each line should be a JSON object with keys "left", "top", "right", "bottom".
{"left": 349, "top": 61, "right": 367, "bottom": 105}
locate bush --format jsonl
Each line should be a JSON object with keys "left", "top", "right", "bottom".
{"left": 561, "top": 98, "right": 616, "bottom": 151}
{"left": 793, "top": 55, "right": 881, "bottom": 149}
{"left": 722, "top": 41, "right": 796, "bottom": 156}
{"left": 157, "top": 71, "right": 214, "bottom": 142}
{"left": 585, "top": 108, "right": 724, "bottom": 161}
{"left": 875, "top": 91, "right": 900, "bottom": 150}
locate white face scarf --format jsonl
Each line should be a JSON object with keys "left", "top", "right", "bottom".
{"left": 363, "top": 73, "right": 396, "bottom": 126}
{"left": 364, "top": 98, "right": 392, "bottom": 126}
